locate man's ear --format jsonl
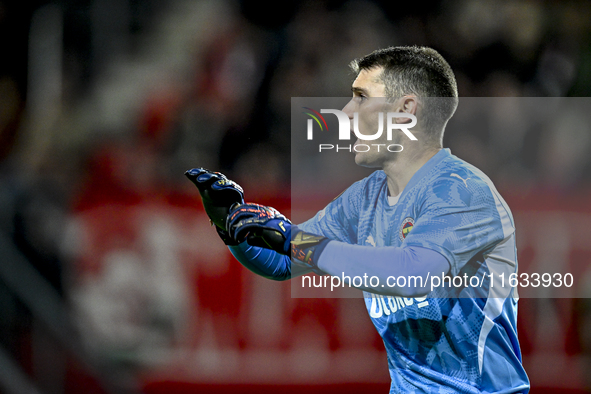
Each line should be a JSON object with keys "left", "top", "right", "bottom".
{"left": 394, "top": 96, "right": 419, "bottom": 124}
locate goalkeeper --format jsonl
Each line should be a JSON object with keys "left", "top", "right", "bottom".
{"left": 186, "top": 46, "right": 529, "bottom": 393}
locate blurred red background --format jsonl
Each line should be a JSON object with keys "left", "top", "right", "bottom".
{"left": 1, "top": 1, "right": 591, "bottom": 393}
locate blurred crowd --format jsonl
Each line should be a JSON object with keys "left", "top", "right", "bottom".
{"left": 2, "top": 0, "right": 591, "bottom": 198}
{"left": 1, "top": 0, "right": 591, "bottom": 393}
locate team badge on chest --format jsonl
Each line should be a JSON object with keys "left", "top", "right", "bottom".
{"left": 399, "top": 217, "right": 415, "bottom": 241}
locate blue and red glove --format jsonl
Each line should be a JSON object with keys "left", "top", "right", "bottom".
{"left": 226, "top": 203, "right": 291, "bottom": 252}
{"left": 226, "top": 203, "right": 330, "bottom": 268}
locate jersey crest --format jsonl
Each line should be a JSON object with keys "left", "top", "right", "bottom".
{"left": 399, "top": 217, "right": 414, "bottom": 241}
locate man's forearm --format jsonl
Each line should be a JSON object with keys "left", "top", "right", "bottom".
{"left": 316, "top": 243, "right": 450, "bottom": 297}
{"left": 228, "top": 242, "right": 312, "bottom": 281}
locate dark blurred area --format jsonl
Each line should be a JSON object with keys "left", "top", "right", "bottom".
{"left": 1, "top": 0, "right": 591, "bottom": 393}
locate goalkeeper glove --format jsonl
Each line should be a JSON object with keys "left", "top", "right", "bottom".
{"left": 226, "top": 203, "right": 291, "bottom": 252}
{"left": 185, "top": 168, "right": 244, "bottom": 245}
{"left": 227, "top": 203, "right": 330, "bottom": 269}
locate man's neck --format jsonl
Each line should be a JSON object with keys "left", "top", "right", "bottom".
{"left": 383, "top": 147, "right": 441, "bottom": 197}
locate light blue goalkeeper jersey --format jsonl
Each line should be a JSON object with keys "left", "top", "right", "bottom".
{"left": 299, "top": 148, "right": 530, "bottom": 394}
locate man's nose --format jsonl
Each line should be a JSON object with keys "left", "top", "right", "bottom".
{"left": 342, "top": 99, "right": 355, "bottom": 118}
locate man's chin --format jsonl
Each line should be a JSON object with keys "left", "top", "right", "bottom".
{"left": 354, "top": 154, "right": 379, "bottom": 168}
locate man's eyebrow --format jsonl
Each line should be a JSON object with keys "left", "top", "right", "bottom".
{"left": 351, "top": 86, "right": 369, "bottom": 95}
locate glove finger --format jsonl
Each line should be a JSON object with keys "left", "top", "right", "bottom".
{"left": 185, "top": 168, "right": 223, "bottom": 190}
{"left": 227, "top": 205, "right": 275, "bottom": 238}
{"left": 228, "top": 218, "right": 255, "bottom": 241}
{"left": 184, "top": 168, "right": 207, "bottom": 179}
{"left": 227, "top": 203, "right": 266, "bottom": 224}
{"left": 245, "top": 229, "right": 288, "bottom": 252}
{"left": 211, "top": 178, "right": 244, "bottom": 194}
{"left": 229, "top": 217, "right": 271, "bottom": 242}
{"left": 227, "top": 210, "right": 258, "bottom": 231}
{"left": 186, "top": 168, "right": 244, "bottom": 208}
{"left": 230, "top": 217, "right": 288, "bottom": 244}
{"left": 210, "top": 181, "right": 244, "bottom": 207}
{"left": 185, "top": 168, "right": 242, "bottom": 199}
